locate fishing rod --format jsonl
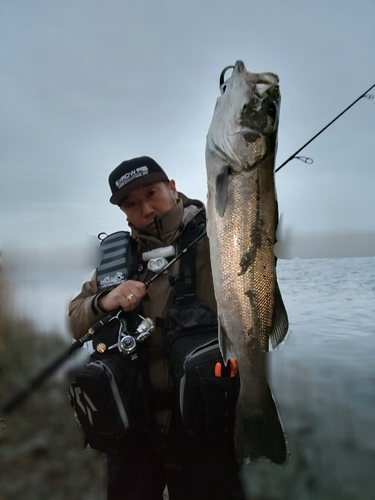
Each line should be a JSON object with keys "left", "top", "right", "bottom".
{"left": 0, "top": 228, "right": 206, "bottom": 415}
{"left": 275, "top": 83, "right": 375, "bottom": 173}
{"left": 5, "top": 82, "right": 372, "bottom": 413}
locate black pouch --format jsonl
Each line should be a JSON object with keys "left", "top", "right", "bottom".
{"left": 165, "top": 296, "right": 218, "bottom": 335}
{"left": 168, "top": 328, "right": 240, "bottom": 447}
{"left": 96, "top": 231, "right": 139, "bottom": 291}
{"left": 69, "top": 316, "right": 146, "bottom": 456}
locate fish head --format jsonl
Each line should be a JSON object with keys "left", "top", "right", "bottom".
{"left": 206, "top": 60, "right": 280, "bottom": 174}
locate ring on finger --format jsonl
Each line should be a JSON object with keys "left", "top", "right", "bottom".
{"left": 126, "top": 293, "right": 134, "bottom": 301}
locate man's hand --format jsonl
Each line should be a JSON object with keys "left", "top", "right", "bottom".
{"left": 98, "top": 280, "right": 147, "bottom": 312}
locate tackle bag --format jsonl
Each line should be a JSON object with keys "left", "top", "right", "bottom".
{"left": 68, "top": 315, "right": 146, "bottom": 456}
{"left": 168, "top": 327, "right": 240, "bottom": 447}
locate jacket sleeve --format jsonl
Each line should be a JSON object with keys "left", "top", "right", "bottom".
{"left": 68, "top": 271, "right": 110, "bottom": 340}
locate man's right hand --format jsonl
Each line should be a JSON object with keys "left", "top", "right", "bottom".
{"left": 98, "top": 280, "right": 147, "bottom": 313}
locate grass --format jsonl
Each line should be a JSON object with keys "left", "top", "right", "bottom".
{"left": 0, "top": 269, "right": 106, "bottom": 500}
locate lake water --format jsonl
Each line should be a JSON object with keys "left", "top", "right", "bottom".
{"left": 5, "top": 255, "right": 375, "bottom": 498}
{"left": 250, "top": 256, "right": 375, "bottom": 499}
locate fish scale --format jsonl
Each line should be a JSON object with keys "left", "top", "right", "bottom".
{"left": 205, "top": 60, "right": 289, "bottom": 465}
{"left": 212, "top": 165, "right": 276, "bottom": 353}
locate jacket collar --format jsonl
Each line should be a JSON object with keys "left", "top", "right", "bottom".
{"left": 130, "top": 192, "right": 204, "bottom": 247}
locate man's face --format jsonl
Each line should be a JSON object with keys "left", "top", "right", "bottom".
{"left": 119, "top": 181, "right": 179, "bottom": 236}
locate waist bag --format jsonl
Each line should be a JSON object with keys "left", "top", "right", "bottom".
{"left": 69, "top": 313, "right": 146, "bottom": 456}
{"left": 164, "top": 211, "right": 240, "bottom": 446}
{"left": 169, "top": 328, "right": 240, "bottom": 447}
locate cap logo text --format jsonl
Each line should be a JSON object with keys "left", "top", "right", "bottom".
{"left": 115, "top": 166, "right": 149, "bottom": 189}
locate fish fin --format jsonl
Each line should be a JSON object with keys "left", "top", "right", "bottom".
{"left": 215, "top": 166, "right": 229, "bottom": 217}
{"left": 218, "top": 319, "right": 236, "bottom": 364}
{"left": 269, "top": 281, "right": 289, "bottom": 349}
{"left": 234, "top": 382, "right": 289, "bottom": 465}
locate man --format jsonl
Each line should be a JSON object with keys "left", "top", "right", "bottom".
{"left": 69, "top": 156, "right": 245, "bottom": 500}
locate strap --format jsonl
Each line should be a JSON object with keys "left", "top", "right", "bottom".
{"left": 171, "top": 210, "right": 206, "bottom": 301}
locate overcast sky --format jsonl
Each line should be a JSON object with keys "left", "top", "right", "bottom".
{"left": 1, "top": 0, "right": 374, "bottom": 257}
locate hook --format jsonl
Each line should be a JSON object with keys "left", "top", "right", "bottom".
{"left": 219, "top": 65, "right": 235, "bottom": 87}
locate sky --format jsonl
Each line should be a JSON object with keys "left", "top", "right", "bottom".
{"left": 1, "top": 0, "right": 375, "bottom": 261}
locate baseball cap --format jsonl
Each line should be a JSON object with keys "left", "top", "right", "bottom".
{"left": 109, "top": 156, "right": 169, "bottom": 205}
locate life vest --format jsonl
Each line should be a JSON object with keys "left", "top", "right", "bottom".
{"left": 160, "top": 210, "right": 240, "bottom": 447}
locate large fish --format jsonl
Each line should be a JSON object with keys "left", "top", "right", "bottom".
{"left": 205, "top": 60, "right": 289, "bottom": 465}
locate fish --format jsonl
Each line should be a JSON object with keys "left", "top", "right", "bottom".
{"left": 205, "top": 60, "right": 289, "bottom": 465}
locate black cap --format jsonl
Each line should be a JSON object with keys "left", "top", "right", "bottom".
{"left": 109, "top": 156, "right": 169, "bottom": 205}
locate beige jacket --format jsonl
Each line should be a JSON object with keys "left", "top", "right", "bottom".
{"left": 68, "top": 193, "right": 217, "bottom": 398}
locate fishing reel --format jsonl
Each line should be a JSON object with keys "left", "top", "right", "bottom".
{"left": 115, "top": 315, "right": 155, "bottom": 360}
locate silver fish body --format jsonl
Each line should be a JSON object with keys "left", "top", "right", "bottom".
{"left": 205, "top": 61, "right": 289, "bottom": 465}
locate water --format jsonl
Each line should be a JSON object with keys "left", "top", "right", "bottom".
{"left": 273, "top": 256, "right": 375, "bottom": 435}
{"left": 246, "top": 256, "right": 375, "bottom": 499}
{"left": 274, "top": 257, "right": 375, "bottom": 418}
{"left": 274, "top": 256, "right": 375, "bottom": 379}
{"left": 278, "top": 256, "right": 375, "bottom": 342}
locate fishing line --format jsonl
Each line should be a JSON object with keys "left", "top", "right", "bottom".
{"left": 275, "top": 83, "right": 375, "bottom": 173}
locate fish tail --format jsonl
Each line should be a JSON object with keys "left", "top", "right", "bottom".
{"left": 234, "top": 384, "right": 288, "bottom": 465}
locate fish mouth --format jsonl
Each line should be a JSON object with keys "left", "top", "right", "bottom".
{"left": 233, "top": 60, "right": 279, "bottom": 85}
{"left": 220, "top": 60, "right": 279, "bottom": 96}
{"left": 218, "top": 61, "right": 247, "bottom": 85}
{"left": 234, "top": 60, "right": 246, "bottom": 74}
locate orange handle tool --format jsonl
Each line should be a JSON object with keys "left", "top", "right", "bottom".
{"left": 229, "top": 359, "right": 238, "bottom": 377}
{"left": 214, "top": 362, "right": 222, "bottom": 377}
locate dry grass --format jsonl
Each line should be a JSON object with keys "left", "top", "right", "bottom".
{"left": 0, "top": 264, "right": 106, "bottom": 500}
